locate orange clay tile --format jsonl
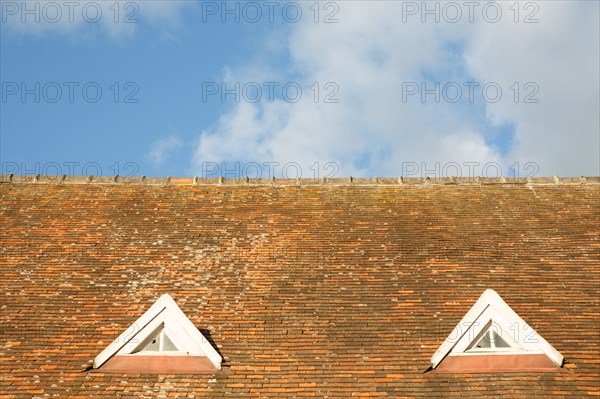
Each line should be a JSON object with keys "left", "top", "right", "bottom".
{"left": 0, "top": 175, "right": 599, "bottom": 398}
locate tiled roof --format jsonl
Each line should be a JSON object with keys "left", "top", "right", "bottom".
{"left": 1, "top": 176, "right": 599, "bottom": 398}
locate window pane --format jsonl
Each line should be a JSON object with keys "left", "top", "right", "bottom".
{"left": 162, "top": 333, "right": 178, "bottom": 351}
{"left": 491, "top": 331, "right": 511, "bottom": 348}
{"left": 475, "top": 329, "right": 511, "bottom": 349}
{"left": 476, "top": 330, "right": 493, "bottom": 348}
{"left": 140, "top": 330, "right": 162, "bottom": 352}
{"left": 134, "top": 328, "right": 180, "bottom": 353}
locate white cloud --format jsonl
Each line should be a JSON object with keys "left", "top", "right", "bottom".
{"left": 146, "top": 135, "right": 183, "bottom": 166}
{"left": 192, "top": 1, "right": 598, "bottom": 178}
{"left": 464, "top": 1, "right": 600, "bottom": 177}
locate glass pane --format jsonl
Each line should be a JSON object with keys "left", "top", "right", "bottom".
{"left": 475, "top": 329, "right": 511, "bottom": 349}
{"left": 491, "top": 331, "right": 511, "bottom": 348}
{"left": 140, "top": 330, "right": 162, "bottom": 352}
{"left": 134, "top": 327, "right": 181, "bottom": 353}
{"left": 162, "top": 333, "right": 178, "bottom": 351}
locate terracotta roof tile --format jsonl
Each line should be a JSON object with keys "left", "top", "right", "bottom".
{"left": 0, "top": 176, "right": 599, "bottom": 397}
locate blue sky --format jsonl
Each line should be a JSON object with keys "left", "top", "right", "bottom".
{"left": 1, "top": 1, "right": 599, "bottom": 178}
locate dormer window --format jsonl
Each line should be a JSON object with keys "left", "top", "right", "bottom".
{"left": 93, "top": 294, "right": 222, "bottom": 374}
{"left": 430, "top": 289, "right": 564, "bottom": 372}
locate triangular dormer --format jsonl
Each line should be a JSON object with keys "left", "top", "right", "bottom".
{"left": 93, "top": 294, "right": 222, "bottom": 374}
{"left": 430, "top": 289, "right": 564, "bottom": 372}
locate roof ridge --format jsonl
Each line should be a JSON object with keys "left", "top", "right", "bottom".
{"left": 1, "top": 174, "right": 599, "bottom": 186}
